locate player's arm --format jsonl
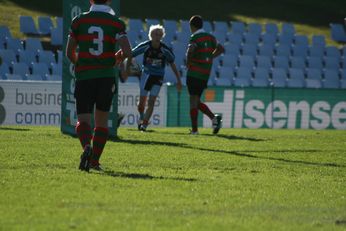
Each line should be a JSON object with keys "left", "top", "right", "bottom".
{"left": 170, "top": 62, "right": 182, "bottom": 92}
{"left": 212, "top": 43, "right": 225, "bottom": 58}
{"left": 66, "top": 35, "right": 78, "bottom": 64}
{"left": 186, "top": 42, "right": 197, "bottom": 68}
{"left": 118, "top": 36, "right": 132, "bottom": 76}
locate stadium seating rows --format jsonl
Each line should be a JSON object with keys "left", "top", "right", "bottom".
{"left": 1, "top": 17, "right": 346, "bottom": 88}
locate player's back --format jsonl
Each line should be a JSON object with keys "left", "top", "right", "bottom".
{"left": 71, "top": 11, "right": 126, "bottom": 80}
{"left": 188, "top": 32, "right": 217, "bottom": 80}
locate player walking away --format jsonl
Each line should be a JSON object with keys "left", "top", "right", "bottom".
{"left": 186, "top": 15, "right": 225, "bottom": 135}
{"left": 132, "top": 24, "right": 182, "bottom": 132}
{"left": 66, "top": 0, "right": 132, "bottom": 172}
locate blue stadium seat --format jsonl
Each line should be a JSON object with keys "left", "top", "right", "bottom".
{"left": 224, "top": 43, "right": 241, "bottom": 55}
{"left": 26, "top": 74, "right": 44, "bottom": 81}
{"left": 51, "top": 63, "right": 62, "bottom": 76}
{"left": 330, "top": 23, "right": 346, "bottom": 43}
{"left": 18, "top": 50, "right": 37, "bottom": 65}
{"left": 128, "top": 18, "right": 143, "bottom": 32}
{"left": 0, "top": 63, "right": 10, "bottom": 79}
{"left": 235, "top": 67, "right": 253, "bottom": 80}
{"left": 217, "top": 66, "right": 235, "bottom": 79}
{"left": 32, "top": 63, "right": 50, "bottom": 76}
{"left": 213, "top": 21, "right": 229, "bottom": 33}
{"left": 341, "top": 69, "right": 346, "bottom": 80}
{"left": 271, "top": 68, "right": 287, "bottom": 87}
{"left": 258, "top": 44, "right": 275, "bottom": 57}
{"left": 0, "top": 49, "right": 17, "bottom": 65}
{"left": 291, "top": 45, "right": 308, "bottom": 58}
{"left": 294, "top": 35, "right": 309, "bottom": 47}
{"left": 277, "top": 33, "right": 294, "bottom": 45}
{"left": 261, "top": 33, "right": 277, "bottom": 45}
{"left": 308, "top": 46, "right": 325, "bottom": 57}
{"left": 38, "top": 16, "right": 53, "bottom": 35}
{"left": 290, "top": 56, "right": 306, "bottom": 69}
{"left": 56, "top": 17, "right": 63, "bottom": 31}
{"left": 163, "top": 19, "right": 178, "bottom": 34}
{"left": 162, "top": 31, "right": 175, "bottom": 45}
{"left": 265, "top": 23, "right": 279, "bottom": 35}
{"left": 230, "top": 21, "right": 245, "bottom": 34}
{"left": 207, "top": 77, "right": 215, "bottom": 86}
{"left": 12, "top": 63, "right": 30, "bottom": 76}
{"left": 252, "top": 67, "right": 270, "bottom": 87}
{"left": 341, "top": 80, "right": 346, "bottom": 89}
{"left": 323, "top": 69, "right": 340, "bottom": 89}
{"left": 221, "top": 54, "right": 238, "bottom": 68}
{"left": 57, "top": 50, "right": 63, "bottom": 64}
{"left": 5, "top": 38, "right": 23, "bottom": 54}
{"left": 127, "top": 30, "right": 140, "bottom": 44}
{"left": 215, "top": 77, "right": 232, "bottom": 86}
{"left": 305, "top": 79, "right": 322, "bottom": 89}
{"left": 203, "top": 20, "right": 213, "bottom": 33}
{"left": 227, "top": 33, "right": 243, "bottom": 45}
{"left": 287, "top": 77, "right": 305, "bottom": 88}
{"left": 324, "top": 56, "right": 340, "bottom": 70}
{"left": 256, "top": 55, "right": 272, "bottom": 69}
{"left": 247, "top": 23, "right": 262, "bottom": 35}
{"left": 273, "top": 56, "right": 290, "bottom": 70}
{"left": 20, "top": 16, "right": 41, "bottom": 35}
{"left": 306, "top": 56, "right": 323, "bottom": 69}
{"left": 5, "top": 73, "right": 25, "bottom": 80}
{"left": 145, "top": 18, "right": 160, "bottom": 29}
{"left": 45, "top": 74, "right": 62, "bottom": 81}
{"left": 241, "top": 44, "right": 258, "bottom": 57}
{"left": 51, "top": 27, "right": 63, "bottom": 46}
{"left": 213, "top": 31, "right": 227, "bottom": 44}
{"left": 0, "top": 25, "right": 12, "bottom": 42}
{"left": 37, "top": 50, "right": 56, "bottom": 66}
{"left": 175, "top": 31, "right": 190, "bottom": 44}
{"left": 281, "top": 23, "right": 295, "bottom": 35}
{"left": 238, "top": 55, "right": 255, "bottom": 68}
{"left": 288, "top": 68, "right": 305, "bottom": 80}
{"left": 179, "top": 20, "right": 190, "bottom": 32}
{"left": 306, "top": 68, "right": 322, "bottom": 80}
{"left": 25, "top": 38, "right": 43, "bottom": 52}
{"left": 164, "top": 66, "right": 177, "bottom": 84}
{"left": 233, "top": 77, "right": 251, "bottom": 87}
{"left": 325, "top": 46, "right": 341, "bottom": 58}
{"left": 275, "top": 44, "right": 291, "bottom": 56}
{"left": 312, "top": 35, "right": 326, "bottom": 47}
{"left": 243, "top": 32, "right": 260, "bottom": 44}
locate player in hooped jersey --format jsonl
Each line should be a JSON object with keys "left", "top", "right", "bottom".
{"left": 132, "top": 24, "right": 182, "bottom": 131}
{"left": 66, "top": 0, "right": 132, "bottom": 172}
{"left": 186, "top": 15, "right": 225, "bottom": 135}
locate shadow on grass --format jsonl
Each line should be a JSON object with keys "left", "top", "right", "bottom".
{"left": 112, "top": 137, "right": 345, "bottom": 168}
{"left": 0, "top": 127, "right": 30, "bottom": 131}
{"left": 98, "top": 170, "right": 197, "bottom": 182}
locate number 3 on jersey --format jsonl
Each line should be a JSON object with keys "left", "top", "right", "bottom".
{"left": 88, "top": 26, "right": 104, "bottom": 56}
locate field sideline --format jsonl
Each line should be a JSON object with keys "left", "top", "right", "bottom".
{"left": 0, "top": 126, "right": 345, "bottom": 230}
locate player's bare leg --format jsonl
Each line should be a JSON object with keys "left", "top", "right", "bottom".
{"left": 189, "top": 95, "right": 200, "bottom": 134}
{"left": 141, "top": 96, "right": 157, "bottom": 131}
{"left": 137, "top": 96, "right": 147, "bottom": 130}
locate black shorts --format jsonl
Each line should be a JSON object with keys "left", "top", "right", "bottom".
{"left": 144, "top": 75, "right": 163, "bottom": 91}
{"left": 186, "top": 76, "right": 208, "bottom": 97}
{"left": 74, "top": 77, "right": 116, "bottom": 114}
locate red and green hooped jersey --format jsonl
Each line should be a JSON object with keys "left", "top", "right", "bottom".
{"left": 70, "top": 11, "right": 126, "bottom": 80}
{"left": 187, "top": 31, "right": 217, "bottom": 80}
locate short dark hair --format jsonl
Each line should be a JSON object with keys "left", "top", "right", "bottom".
{"left": 93, "top": 0, "right": 108, "bottom": 4}
{"left": 189, "top": 15, "right": 203, "bottom": 29}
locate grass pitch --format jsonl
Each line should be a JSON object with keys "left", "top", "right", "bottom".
{"left": 0, "top": 126, "right": 345, "bottom": 230}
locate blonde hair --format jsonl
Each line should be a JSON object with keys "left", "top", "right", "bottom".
{"left": 148, "top": 24, "right": 166, "bottom": 40}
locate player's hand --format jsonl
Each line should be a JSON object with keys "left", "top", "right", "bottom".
{"left": 115, "top": 49, "right": 124, "bottom": 66}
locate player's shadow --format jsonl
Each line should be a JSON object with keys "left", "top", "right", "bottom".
{"left": 111, "top": 137, "right": 345, "bottom": 168}
{"left": 0, "top": 127, "right": 30, "bottom": 131}
{"left": 99, "top": 170, "right": 197, "bottom": 182}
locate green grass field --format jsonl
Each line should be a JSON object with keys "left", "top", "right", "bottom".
{"left": 0, "top": 126, "right": 345, "bottom": 230}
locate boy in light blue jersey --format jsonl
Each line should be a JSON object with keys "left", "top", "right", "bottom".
{"left": 132, "top": 24, "right": 182, "bottom": 131}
